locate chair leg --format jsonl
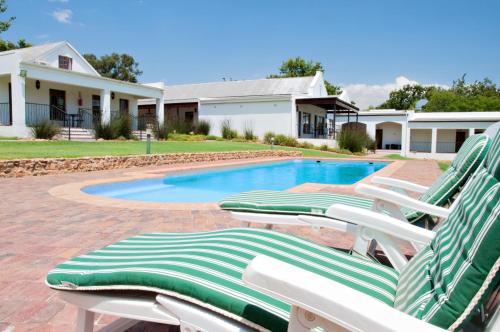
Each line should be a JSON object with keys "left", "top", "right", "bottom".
{"left": 75, "top": 308, "right": 94, "bottom": 332}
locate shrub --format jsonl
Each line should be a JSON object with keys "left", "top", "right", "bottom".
{"left": 337, "top": 129, "right": 373, "bottom": 153}
{"left": 94, "top": 122, "right": 115, "bottom": 140}
{"left": 114, "top": 116, "right": 133, "bottom": 139}
{"left": 263, "top": 131, "right": 275, "bottom": 144}
{"left": 319, "top": 144, "right": 329, "bottom": 151}
{"left": 31, "top": 120, "right": 61, "bottom": 139}
{"left": 274, "top": 134, "right": 298, "bottom": 147}
{"left": 154, "top": 123, "right": 169, "bottom": 140}
{"left": 243, "top": 128, "right": 256, "bottom": 141}
{"left": 168, "top": 133, "right": 206, "bottom": 141}
{"left": 298, "top": 141, "right": 314, "bottom": 149}
{"left": 168, "top": 119, "right": 191, "bottom": 134}
{"left": 221, "top": 119, "right": 238, "bottom": 139}
{"left": 195, "top": 120, "right": 211, "bottom": 135}
{"left": 206, "top": 135, "right": 218, "bottom": 140}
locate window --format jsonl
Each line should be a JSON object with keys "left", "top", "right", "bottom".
{"left": 58, "top": 56, "right": 72, "bottom": 70}
{"left": 317, "top": 116, "right": 325, "bottom": 135}
{"left": 302, "top": 113, "right": 311, "bottom": 134}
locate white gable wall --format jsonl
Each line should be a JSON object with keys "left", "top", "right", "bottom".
{"left": 199, "top": 99, "right": 293, "bottom": 138}
{"left": 35, "top": 44, "right": 98, "bottom": 76}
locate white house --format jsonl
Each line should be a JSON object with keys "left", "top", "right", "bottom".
{"left": 139, "top": 71, "right": 359, "bottom": 145}
{"left": 0, "top": 41, "right": 164, "bottom": 138}
{"left": 335, "top": 110, "right": 500, "bottom": 159}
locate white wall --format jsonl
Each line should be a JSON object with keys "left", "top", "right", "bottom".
{"left": 199, "top": 99, "right": 293, "bottom": 138}
{"left": 37, "top": 44, "right": 98, "bottom": 76}
{"left": 376, "top": 122, "right": 402, "bottom": 148}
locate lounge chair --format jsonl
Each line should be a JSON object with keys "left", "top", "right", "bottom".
{"left": 46, "top": 132, "right": 500, "bottom": 332}
{"left": 220, "top": 133, "right": 491, "bottom": 232}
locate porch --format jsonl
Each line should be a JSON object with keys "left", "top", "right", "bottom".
{"left": 0, "top": 62, "right": 163, "bottom": 138}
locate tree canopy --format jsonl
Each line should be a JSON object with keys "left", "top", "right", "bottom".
{"left": 377, "top": 75, "right": 500, "bottom": 112}
{"left": 83, "top": 53, "right": 143, "bottom": 83}
{"left": 269, "top": 57, "right": 343, "bottom": 95}
{"left": 0, "top": 0, "right": 32, "bottom": 51}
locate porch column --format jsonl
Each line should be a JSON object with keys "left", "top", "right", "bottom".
{"left": 10, "top": 70, "right": 26, "bottom": 128}
{"left": 400, "top": 121, "right": 408, "bottom": 157}
{"left": 156, "top": 97, "right": 164, "bottom": 125}
{"left": 431, "top": 128, "right": 437, "bottom": 154}
{"left": 100, "top": 89, "right": 111, "bottom": 124}
{"left": 468, "top": 128, "right": 475, "bottom": 137}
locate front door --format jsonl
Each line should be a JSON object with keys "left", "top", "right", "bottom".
{"left": 92, "top": 95, "right": 101, "bottom": 124}
{"left": 455, "top": 131, "right": 467, "bottom": 152}
{"left": 119, "top": 99, "right": 129, "bottom": 117}
{"left": 376, "top": 129, "right": 383, "bottom": 149}
{"left": 49, "top": 89, "right": 66, "bottom": 121}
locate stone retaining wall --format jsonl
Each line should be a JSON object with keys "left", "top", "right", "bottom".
{"left": 0, "top": 150, "right": 302, "bottom": 178}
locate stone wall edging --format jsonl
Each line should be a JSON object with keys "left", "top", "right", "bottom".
{"left": 0, "top": 150, "right": 302, "bottom": 178}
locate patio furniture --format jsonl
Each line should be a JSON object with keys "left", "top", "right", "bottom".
{"left": 46, "top": 132, "right": 499, "bottom": 331}
{"left": 220, "top": 133, "right": 491, "bottom": 230}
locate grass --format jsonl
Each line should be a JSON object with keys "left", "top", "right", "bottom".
{"left": 0, "top": 140, "right": 350, "bottom": 160}
{"left": 0, "top": 136, "right": 18, "bottom": 140}
{"left": 384, "top": 154, "right": 412, "bottom": 160}
{"left": 438, "top": 161, "right": 452, "bottom": 172}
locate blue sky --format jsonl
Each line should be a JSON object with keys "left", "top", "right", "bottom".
{"left": 2, "top": 0, "right": 499, "bottom": 108}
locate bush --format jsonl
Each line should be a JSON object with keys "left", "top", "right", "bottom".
{"left": 243, "top": 128, "right": 256, "bottom": 141}
{"left": 274, "top": 134, "right": 298, "bottom": 147}
{"left": 337, "top": 129, "right": 373, "bottom": 153}
{"left": 154, "top": 123, "right": 169, "bottom": 140}
{"left": 195, "top": 120, "right": 211, "bottom": 135}
{"left": 319, "top": 144, "right": 329, "bottom": 151}
{"left": 168, "top": 119, "right": 191, "bottom": 134}
{"left": 206, "top": 135, "right": 218, "bottom": 140}
{"left": 114, "top": 116, "right": 133, "bottom": 139}
{"left": 94, "top": 122, "right": 115, "bottom": 140}
{"left": 168, "top": 133, "right": 206, "bottom": 141}
{"left": 298, "top": 141, "right": 314, "bottom": 149}
{"left": 31, "top": 120, "right": 61, "bottom": 139}
{"left": 263, "top": 131, "right": 275, "bottom": 144}
{"left": 221, "top": 120, "right": 238, "bottom": 139}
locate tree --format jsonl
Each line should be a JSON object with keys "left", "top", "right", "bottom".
{"left": 83, "top": 53, "right": 143, "bottom": 83}
{"left": 269, "top": 57, "right": 343, "bottom": 95}
{"left": 0, "top": 1, "right": 32, "bottom": 51}
{"left": 378, "top": 84, "right": 432, "bottom": 110}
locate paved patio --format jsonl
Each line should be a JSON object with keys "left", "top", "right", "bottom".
{"left": 0, "top": 158, "right": 442, "bottom": 331}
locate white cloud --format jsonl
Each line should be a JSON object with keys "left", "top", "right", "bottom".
{"left": 341, "top": 76, "right": 450, "bottom": 110}
{"left": 52, "top": 9, "right": 72, "bottom": 24}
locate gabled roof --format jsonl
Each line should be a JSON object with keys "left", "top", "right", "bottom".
{"left": 3, "top": 41, "right": 66, "bottom": 62}
{"left": 164, "top": 76, "right": 316, "bottom": 102}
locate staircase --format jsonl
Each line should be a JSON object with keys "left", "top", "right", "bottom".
{"left": 133, "top": 130, "right": 151, "bottom": 141}
{"left": 60, "top": 127, "right": 95, "bottom": 141}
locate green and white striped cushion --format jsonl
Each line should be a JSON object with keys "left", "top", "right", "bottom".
{"left": 395, "top": 132, "right": 500, "bottom": 330}
{"left": 220, "top": 190, "right": 373, "bottom": 215}
{"left": 221, "top": 134, "right": 491, "bottom": 224}
{"left": 404, "top": 134, "right": 491, "bottom": 222}
{"left": 47, "top": 228, "right": 399, "bottom": 332}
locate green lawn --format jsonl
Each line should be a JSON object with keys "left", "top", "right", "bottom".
{"left": 438, "top": 160, "right": 452, "bottom": 171}
{"left": 384, "top": 154, "right": 413, "bottom": 160}
{"left": 0, "top": 140, "right": 349, "bottom": 160}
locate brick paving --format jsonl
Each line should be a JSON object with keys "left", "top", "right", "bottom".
{"left": 0, "top": 158, "right": 442, "bottom": 331}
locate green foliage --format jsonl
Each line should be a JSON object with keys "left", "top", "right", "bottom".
{"left": 263, "top": 131, "right": 275, "bottom": 144}
{"left": 438, "top": 161, "right": 451, "bottom": 171}
{"left": 30, "top": 120, "right": 61, "bottom": 139}
{"left": 154, "top": 123, "right": 169, "bottom": 140}
{"left": 167, "top": 133, "right": 206, "bottom": 141}
{"left": 319, "top": 144, "right": 329, "bottom": 151}
{"left": 268, "top": 57, "right": 342, "bottom": 95}
{"left": 0, "top": 1, "right": 31, "bottom": 52}
{"left": 273, "top": 134, "right": 298, "bottom": 147}
{"left": 0, "top": 0, "right": 14, "bottom": 34}
{"left": 298, "top": 141, "right": 314, "bottom": 149}
{"left": 221, "top": 120, "right": 238, "bottom": 139}
{"left": 384, "top": 154, "right": 412, "bottom": 160}
{"left": 94, "top": 122, "right": 115, "bottom": 140}
{"left": 83, "top": 53, "right": 143, "bottom": 83}
{"left": 195, "top": 120, "right": 211, "bottom": 135}
{"left": 167, "top": 119, "right": 192, "bottom": 134}
{"left": 378, "top": 84, "right": 431, "bottom": 110}
{"left": 114, "top": 116, "right": 133, "bottom": 139}
{"left": 337, "top": 129, "right": 372, "bottom": 153}
{"left": 243, "top": 126, "right": 256, "bottom": 141}
{"left": 206, "top": 135, "right": 218, "bottom": 140}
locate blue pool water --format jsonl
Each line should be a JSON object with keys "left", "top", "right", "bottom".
{"left": 83, "top": 160, "right": 387, "bottom": 203}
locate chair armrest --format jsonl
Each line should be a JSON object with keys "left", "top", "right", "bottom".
{"left": 371, "top": 176, "right": 429, "bottom": 194}
{"left": 356, "top": 184, "right": 450, "bottom": 219}
{"left": 243, "top": 255, "right": 446, "bottom": 332}
{"left": 326, "top": 204, "right": 436, "bottom": 244}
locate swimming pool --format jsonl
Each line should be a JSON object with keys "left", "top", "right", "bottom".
{"left": 82, "top": 160, "right": 387, "bottom": 203}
